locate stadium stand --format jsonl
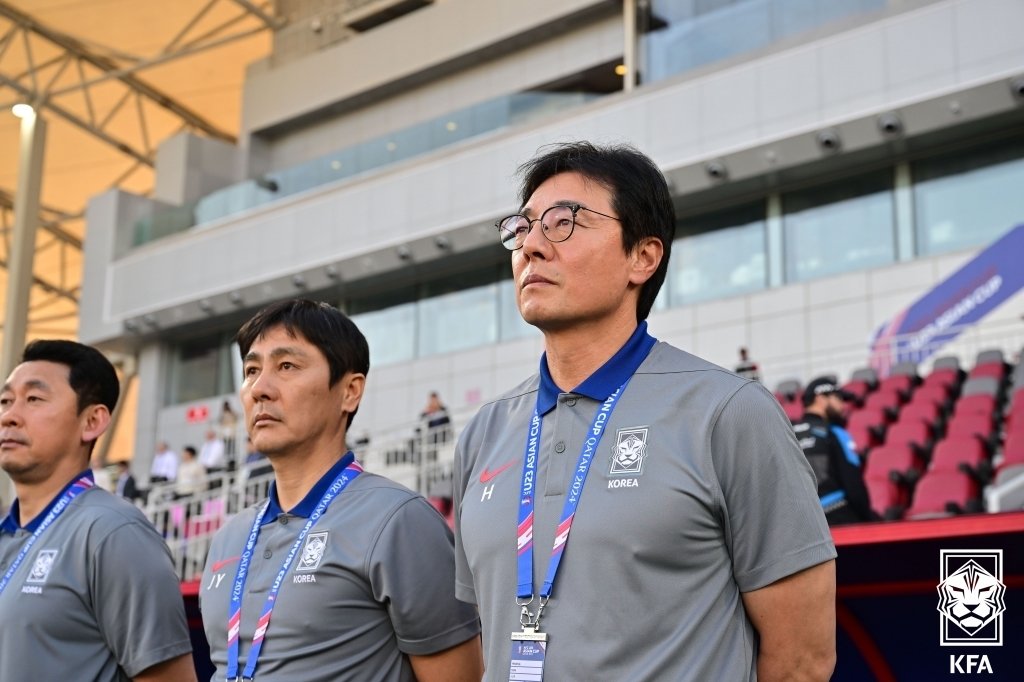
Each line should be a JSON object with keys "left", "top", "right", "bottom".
{"left": 772, "top": 345, "right": 1024, "bottom": 521}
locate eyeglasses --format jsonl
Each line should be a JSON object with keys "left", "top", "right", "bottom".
{"left": 495, "top": 203, "right": 620, "bottom": 251}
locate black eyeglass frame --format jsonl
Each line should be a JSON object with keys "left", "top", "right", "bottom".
{"left": 495, "top": 203, "right": 620, "bottom": 251}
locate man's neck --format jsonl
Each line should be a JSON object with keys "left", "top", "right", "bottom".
{"left": 542, "top": 316, "right": 639, "bottom": 391}
{"left": 270, "top": 439, "right": 347, "bottom": 511}
{"left": 13, "top": 459, "right": 88, "bottom": 527}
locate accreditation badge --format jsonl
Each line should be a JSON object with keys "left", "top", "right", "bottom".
{"left": 509, "top": 628, "right": 547, "bottom": 681}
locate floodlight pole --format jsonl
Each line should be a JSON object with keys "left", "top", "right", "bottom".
{"left": 0, "top": 106, "right": 47, "bottom": 508}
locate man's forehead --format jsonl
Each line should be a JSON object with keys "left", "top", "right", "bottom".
{"left": 247, "top": 326, "right": 316, "bottom": 357}
{"left": 3, "top": 360, "right": 70, "bottom": 391}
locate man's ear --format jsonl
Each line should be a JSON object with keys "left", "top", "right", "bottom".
{"left": 339, "top": 373, "right": 366, "bottom": 416}
{"left": 629, "top": 237, "right": 664, "bottom": 286}
{"left": 80, "top": 404, "right": 112, "bottom": 445}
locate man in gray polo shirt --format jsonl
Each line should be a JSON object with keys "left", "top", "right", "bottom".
{"left": 454, "top": 142, "right": 837, "bottom": 681}
{"left": 200, "top": 299, "right": 482, "bottom": 681}
{"left": 0, "top": 340, "right": 196, "bottom": 681}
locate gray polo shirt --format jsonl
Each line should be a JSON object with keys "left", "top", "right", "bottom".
{"left": 453, "top": 323, "right": 836, "bottom": 681}
{"left": 200, "top": 456, "right": 480, "bottom": 682}
{"left": 0, "top": 471, "right": 193, "bottom": 681}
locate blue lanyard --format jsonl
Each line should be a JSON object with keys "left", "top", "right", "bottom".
{"left": 0, "top": 475, "right": 94, "bottom": 596}
{"left": 227, "top": 454, "right": 362, "bottom": 680}
{"left": 515, "top": 379, "right": 631, "bottom": 606}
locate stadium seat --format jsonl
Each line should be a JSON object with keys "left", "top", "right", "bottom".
{"left": 961, "top": 376, "right": 1000, "bottom": 397}
{"left": 865, "top": 443, "right": 924, "bottom": 485}
{"left": 877, "top": 373, "right": 915, "bottom": 399}
{"left": 898, "top": 401, "right": 942, "bottom": 429}
{"left": 930, "top": 437, "right": 991, "bottom": 481}
{"left": 910, "top": 383, "right": 953, "bottom": 411}
{"left": 782, "top": 400, "right": 804, "bottom": 422}
{"left": 865, "top": 476, "right": 907, "bottom": 520}
{"left": 952, "top": 393, "right": 997, "bottom": 419}
{"left": 1004, "top": 394, "right": 1024, "bottom": 434}
{"left": 840, "top": 379, "right": 872, "bottom": 405}
{"left": 862, "top": 390, "right": 905, "bottom": 423}
{"left": 775, "top": 379, "right": 802, "bottom": 402}
{"left": 905, "top": 471, "right": 981, "bottom": 519}
{"left": 998, "top": 432, "right": 1024, "bottom": 470}
{"left": 945, "top": 413, "right": 995, "bottom": 444}
{"left": 846, "top": 408, "right": 888, "bottom": 452}
{"left": 885, "top": 420, "right": 932, "bottom": 455}
{"left": 969, "top": 362, "right": 1007, "bottom": 383}
{"left": 926, "top": 356, "right": 963, "bottom": 391}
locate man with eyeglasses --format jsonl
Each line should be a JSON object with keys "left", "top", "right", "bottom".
{"left": 453, "top": 142, "right": 837, "bottom": 681}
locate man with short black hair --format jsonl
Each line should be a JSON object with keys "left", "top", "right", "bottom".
{"left": 0, "top": 339, "right": 196, "bottom": 681}
{"left": 454, "top": 142, "right": 837, "bottom": 681}
{"left": 200, "top": 299, "right": 482, "bottom": 681}
{"left": 794, "top": 376, "right": 876, "bottom": 525}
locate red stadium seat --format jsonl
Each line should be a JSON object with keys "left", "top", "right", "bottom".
{"left": 865, "top": 476, "right": 907, "bottom": 520}
{"left": 922, "top": 367, "right": 960, "bottom": 393}
{"left": 877, "top": 374, "right": 914, "bottom": 398}
{"left": 999, "top": 433, "right": 1024, "bottom": 470}
{"left": 847, "top": 408, "right": 888, "bottom": 452}
{"left": 898, "top": 401, "right": 942, "bottom": 429}
{"left": 884, "top": 420, "right": 932, "bottom": 454}
{"left": 865, "top": 443, "right": 924, "bottom": 484}
{"left": 864, "top": 390, "right": 903, "bottom": 416}
{"left": 782, "top": 400, "right": 804, "bottom": 422}
{"left": 952, "top": 394, "right": 997, "bottom": 419}
{"left": 968, "top": 362, "right": 1006, "bottom": 382}
{"left": 945, "top": 413, "right": 995, "bottom": 443}
{"left": 841, "top": 379, "right": 872, "bottom": 405}
{"left": 905, "top": 471, "right": 981, "bottom": 519}
{"left": 930, "top": 437, "right": 989, "bottom": 477}
{"left": 912, "top": 383, "right": 952, "bottom": 411}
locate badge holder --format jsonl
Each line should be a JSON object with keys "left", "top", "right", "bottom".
{"left": 510, "top": 596, "right": 548, "bottom": 681}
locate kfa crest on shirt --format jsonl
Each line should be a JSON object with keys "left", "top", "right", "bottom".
{"left": 26, "top": 549, "right": 58, "bottom": 585}
{"left": 294, "top": 531, "right": 328, "bottom": 583}
{"left": 609, "top": 427, "right": 649, "bottom": 477}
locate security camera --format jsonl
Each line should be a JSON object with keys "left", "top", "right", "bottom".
{"left": 816, "top": 129, "right": 841, "bottom": 152}
{"left": 704, "top": 160, "right": 728, "bottom": 180}
{"left": 1011, "top": 76, "right": 1024, "bottom": 101}
{"left": 877, "top": 112, "right": 903, "bottom": 137}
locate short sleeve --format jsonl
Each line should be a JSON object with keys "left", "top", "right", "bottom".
{"left": 452, "top": 435, "right": 477, "bottom": 605}
{"left": 90, "top": 520, "right": 193, "bottom": 677}
{"left": 367, "top": 497, "right": 480, "bottom": 656}
{"left": 709, "top": 382, "right": 837, "bottom": 592}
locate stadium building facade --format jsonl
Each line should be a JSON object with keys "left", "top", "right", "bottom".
{"left": 78, "top": 0, "right": 1024, "bottom": 472}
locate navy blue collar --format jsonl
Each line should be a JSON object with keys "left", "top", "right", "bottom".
{"left": 263, "top": 452, "right": 356, "bottom": 525}
{"left": 537, "top": 321, "right": 657, "bottom": 415}
{"left": 1, "top": 469, "right": 95, "bottom": 534}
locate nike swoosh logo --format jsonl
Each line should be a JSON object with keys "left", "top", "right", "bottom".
{"left": 211, "top": 556, "right": 240, "bottom": 572}
{"left": 480, "top": 460, "right": 517, "bottom": 483}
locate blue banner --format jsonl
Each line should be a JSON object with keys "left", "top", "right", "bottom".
{"left": 869, "top": 224, "right": 1024, "bottom": 374}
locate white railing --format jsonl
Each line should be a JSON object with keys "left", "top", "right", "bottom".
{"left": 146, "top": 424, "right": 457, "bottom": 582}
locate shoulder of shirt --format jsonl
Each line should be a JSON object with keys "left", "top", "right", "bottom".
{"left": 460, "top": 373, "right": 540, "bottom": 427}
{"left": 68, "top": 487, "right": 162, "bottom": 537}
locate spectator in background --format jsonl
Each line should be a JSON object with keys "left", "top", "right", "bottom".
{"left": 793, "top": 377, "right": 876, "bottom": 525}
{"left": 735, "top": 346, "right": 762, "bottom": 383}
{"left": 150, "top": 441, "right": 178, "bottom": 483}
{"left": 114, "top": 460, "right": 139, "bottom": 502}
{"left": 175, "top": 446, "right": 206, "bottom": 498}
{"left": 419, "top": 391, "right": 452, "bottom": 455}
{"left": 0, "top": 340, "right": 196, "bottom": 681}
{"left": 199, "top": 428, "right": 226, "bottom": 474}
{"left": 218, "top": 400, "right": 239, "bottom": 461}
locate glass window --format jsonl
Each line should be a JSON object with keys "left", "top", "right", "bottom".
{"left": 913, "top": 139, "right": 1024, "bottom": 256}
{"left": 418, "top": 283, "right": 499, "bottom": 356}
{"left": 642, "top": 0, "right": 884, "bottom": 84}
{"left": 165, "top": 334, "right": 233, "bottom": 405}
{"left": 498, "top": 278, "right": 538, "bottom": 342}
{"left": 352, "top": 303, "right": 417, "bottom": 367}
{"left": 783, "top": 172, "right": 895, "bottom": 282}
{"left": 669, "top": 203, "right": 767, "bottom": 305}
